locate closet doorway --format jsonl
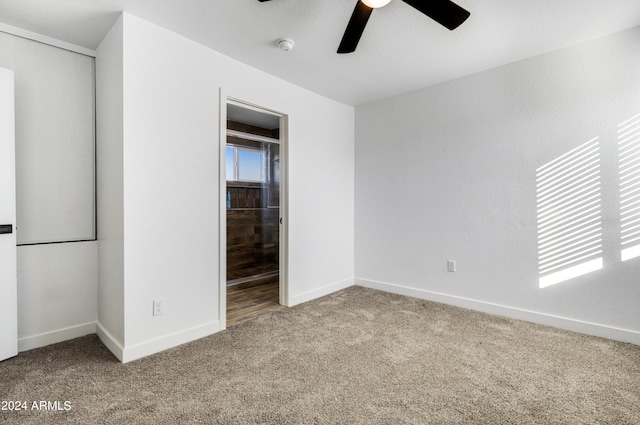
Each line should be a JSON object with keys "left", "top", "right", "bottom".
{"left": 222, "top": 99, "right": 287, "bottom": 326}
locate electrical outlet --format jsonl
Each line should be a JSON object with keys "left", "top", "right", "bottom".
{"left": 447, "top": 260, "right": 456, "bottom": 273}
{"left": 153, "top": 299, "right": 164, "bottom": 316}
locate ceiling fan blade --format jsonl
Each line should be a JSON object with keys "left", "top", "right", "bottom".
{"left": 402, "top": 0, "right": 470, "bottom": 30}
{"left": 337, "top": 1, "right": 374, "bottom": 54}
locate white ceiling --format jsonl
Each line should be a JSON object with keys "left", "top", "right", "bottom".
{"left": 1, "top": 0, "right": 640, "bottom": 106}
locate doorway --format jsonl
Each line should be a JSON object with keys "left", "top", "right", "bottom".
{"left": 222, "top": 99, "right": 287, "bottom": 326}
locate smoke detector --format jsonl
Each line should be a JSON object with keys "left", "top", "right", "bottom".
{"left": 277, "top": 38, "right": 295, "bottom": 52}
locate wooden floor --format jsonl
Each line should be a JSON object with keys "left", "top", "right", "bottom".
{"left": 226, "top": 281, "right": 284, "bottom": 326}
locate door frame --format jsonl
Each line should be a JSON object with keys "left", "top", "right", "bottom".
{"left": 218, "top": 90, "right": 289, "bottom": 329}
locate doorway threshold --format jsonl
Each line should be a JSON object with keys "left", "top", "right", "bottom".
{"left": 227, "top": 270, "right": 279, "bottom": 290}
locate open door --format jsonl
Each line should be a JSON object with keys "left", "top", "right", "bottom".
{"left": 0, "top": 67, "right": 18, "bottom": 362}
{"left": 219, "top": 94, "right": 288, "bottom": 328}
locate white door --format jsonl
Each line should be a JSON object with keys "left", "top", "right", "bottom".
{"left": 0, "top": 67, "right": 17, "bottom": 362}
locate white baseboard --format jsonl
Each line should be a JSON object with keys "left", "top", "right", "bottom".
{"left": 96, "top": 322, "right": 125, "bottom": 362}
{"left": 289, "top": 277, "right": 355, "bottom": 307}
{"left": 356, "top": 278, "right": 640, "bottom": 346}
{"left": 18, "top": 322, "right": 97, "bottom": 352}
{"left": 120, "top": 321, "right": 222, "bottom": 363}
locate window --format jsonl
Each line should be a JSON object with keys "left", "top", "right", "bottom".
{"left": 237, "top": 148, "right": 264, "bottom": 182}
{"left": 226, "top": 145, "right": 266, "bottom": 182}
{"left": 226, "top": 146, "right": 235, "bottom": 181}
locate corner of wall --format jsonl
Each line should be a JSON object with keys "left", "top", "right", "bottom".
{"left": 96, "top": 12, "right": 125, "bottom": 348}
{"left": 96, "top": 321, "right": 124, "bottom": 362}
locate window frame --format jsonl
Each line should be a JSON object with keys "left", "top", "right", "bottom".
{"left": 226, "top": 143, "right": 266, "bottom": 183}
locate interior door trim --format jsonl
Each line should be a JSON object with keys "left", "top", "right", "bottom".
{"left": 218, "top": 89, "right": 289, "bottom": 330}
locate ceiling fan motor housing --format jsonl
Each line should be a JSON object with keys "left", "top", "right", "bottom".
{"left": 261, "top": 0, "right": 470, "bottom": 54}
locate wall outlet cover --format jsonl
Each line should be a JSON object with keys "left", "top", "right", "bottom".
{"left": 153, "top": 299, "right": 164, "bottom": 316}
{"left": 447, "top": 260, "right": 456, "bottom": 273}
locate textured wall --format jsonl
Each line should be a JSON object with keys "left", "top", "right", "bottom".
{"left": 355, "top": 26, "right": 640, "bottom": 342}
{"left": 96, "top": 14, "right": 355, "bottom": 361}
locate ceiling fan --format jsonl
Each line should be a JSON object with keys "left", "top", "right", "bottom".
{"left": 258, "top": 0, "right": 470, "bottom": 54}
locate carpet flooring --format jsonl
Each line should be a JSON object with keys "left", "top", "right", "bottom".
{"left": 1, "top": 286, "right": 639, "bottom": 424}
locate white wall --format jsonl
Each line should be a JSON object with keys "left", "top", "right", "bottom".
{"left": 0, "top": 31, "right": 98, "bottom": 351}
{"left": 355, "top": 26, "right": 640, "bottom": 344}
{"left": 97, "top": 13, "right": 354, "bottom": 362}
{"left": 95, "top": 15, "right": 125, "bottom": 352}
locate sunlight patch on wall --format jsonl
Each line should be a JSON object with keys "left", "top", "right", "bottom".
{"left": 619, "top": 113, "right": 640, "bottom": 262}
{"left": 536, "top": 138, "right": 602, "bottom": 288}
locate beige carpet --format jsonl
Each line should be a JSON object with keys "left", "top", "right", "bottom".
{"left": 1, "top": 286, "right": 639, "bottom": 424}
